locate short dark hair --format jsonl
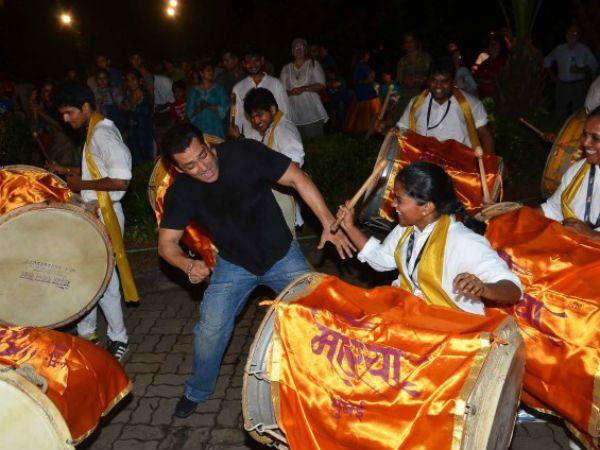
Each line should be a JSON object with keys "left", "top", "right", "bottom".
{"left": 244, "top": 48, "right": 263, "bottom": 59}
{"left": 124, "top": 68, "right": 143, "bottom": 81}
{"left": 161, "top": 123, "right": 205, "bottom": 165}
{"left": 589, "top": 105, "right": 600, "bottom": 118}
{"left": 243, "top": 88, "right": 278, "bottom": 116}
{"left": 172, "top": 79, "right": 186, "bottom": 92}
{"left": 54, "top": 81, "right": 96, "bottom": 110}
{"left": 428, "top": 58, "right": 455, "bottom": 78}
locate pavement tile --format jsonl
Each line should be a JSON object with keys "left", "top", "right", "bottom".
{"left": 131, "top": 373, "right": 155, "bottom": 397}
{"left": 175, "top": 413, "right": 216, "bottom": 428}
{"left": 146, "top": 384, "right": 183, "bottom": 398}
{"left": 209, "top": 428, "right": 247, "bottom": 446}
{"left": 154, "top": 373, "right": 189, "bottom": 386}
{"left": 130, "top": 352, "right": 167, "bottom": 364}
{"left": 136, "top": 334, "right": 160, "bottom": 352}
{"left": 152, "top": 398, "right": 179, "bottom": 426}
{"left": 131, "top": 397, "right": 160, "bottom": 424}
{"left": 157, "top": 427, "right": 189, "bottom": 450}
{"left": 217, "top": 400, "right": 242, "bottom": 427}
{"left": 121, "top": 424, "right": 165, "bottom": 441}
{"left": 126, "top": 362, "right": 161, "bottom": 374}
{"left": 114, "top": 439, "right": 159, "bottom": 450}
{"left": 196, "top": 398, "right": 222, "bottom": 413}
{"left": 155, "top": 335, "right": 178, "bottom": 352}
{"left": 181, "top": 428, "right": 211, "bottom": 450}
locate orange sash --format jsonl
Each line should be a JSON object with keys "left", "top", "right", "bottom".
{"left": 486, "top": 207, "right": 600, "bottom": 445}
{"left": 379, "top": 131, "right": 501, "bottom": 219}
{"left": 0, "top": 169, "right": 71, "bottom": 214}
{"left": 271, "top": 275, "right": 512, "bottom": 450}
{"left": 0, "top": 326, "right": 131, "bottom": 443}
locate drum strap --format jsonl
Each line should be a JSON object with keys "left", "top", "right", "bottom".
{"left": 84, "top": 112, "right": 139, "bottom": 302}
{"left": 393, "top": 215, "right": 459, "bottom": 309}
{"left": 264, "top": 110, "right": 285, "bottom": 149}
{"left": 409, "top": 88, "right": 481, "bottom": 149}
{"left": 561, "top": 161, "right": 590, "bottom": 222}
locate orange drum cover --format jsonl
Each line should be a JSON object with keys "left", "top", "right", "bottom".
{"left": 0, "top": 203, "right": 114, "bottom": 328}
{"left": 486, "top": 207, "right": 600, "bottom": 446}
{"left": 0, "top": 326, "right": 131, "bottom": 444}
{"left": 243, "top": 273, "right": 524, "bottom": 450}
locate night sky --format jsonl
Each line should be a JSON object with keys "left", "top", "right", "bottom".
{"left": 0, "top": 0, "right": 576, "bottom": 81}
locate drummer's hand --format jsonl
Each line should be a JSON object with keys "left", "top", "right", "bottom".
{"left": 374, "top": 119, "right": 385, "bottom": 134}
{"left": 563, "top": 218, "right": 598, "bottom": 239}
{"left": 542, "top": 132, "right": 556, "bottom": 143}
{"left": 66, "top": 172, "right": 83, "bottom": 192}
{"left": 228, "top": 124, "right": 241, "bottom": 139}
{"left": 336, "top": 202, "right": 356, "bottom": 231}
{"left": 318, "top": 226, "right": 356, "bottom": 260}
{"left": 187, "top": 260, "right": 210, "bottom": 284}
{"left": 84, "top": 200, "right": 100, "bottom": 216}
{"left": 453, "top": 273, "right": 486, "bottom": 299}
{"left": 46, "top": 160, "right": 66, "bottom": 174}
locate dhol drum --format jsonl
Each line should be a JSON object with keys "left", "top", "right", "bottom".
{"left": 540, "top": 109, "right": 585, "bottom": 198}
{"left": 0, "top": 203, "right": 114, "bottom": 328}
{"left": 243, "top": 273, "right": 525, "bottom": 450}
{"left": 360, "top": 131, "right": 504, "bottom": 232}
{"left": 0, "top": 164, "right": 77, "bottom": 215}
{"left": 0, "top": 325, "right": 132, "bottom": 446}
{"left": 475, "top": 202, "right": 523, "bottom": 222}
{"left": 0, "top": 363, "right": 73, "bottom": 449}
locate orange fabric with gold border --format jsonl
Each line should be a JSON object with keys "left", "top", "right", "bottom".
{"left": 152, "top": 158, "right": 216, "bottom": 269}
{"left": 379, "top": 131, "right": 501, "bottom": 219}
{"left": 0, "top": 326, "right": 131, "bottom": 444}
{"left": 486, "top": 207, "right": 600, "bottom": 445}
{"left": 0, "top": 169, "right": 71, "bottom": 214}
{"left": 270, "top": 275, "right": 511, "bottom": 450}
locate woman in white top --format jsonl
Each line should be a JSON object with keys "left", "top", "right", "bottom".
{"left": 337, "top": 161, "right": 521, "bottom": 315}
{"left": 280, "top": 38, "right": 329, "bottom": 140}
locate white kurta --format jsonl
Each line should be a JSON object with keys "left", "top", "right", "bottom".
{"left": 541, "top": 159, "right": 600, "bottom": 231}
{"left": 280, "top": 60, "right": 329, "bottom": 126}
{"left": 357, "top": 216, "right": 522, "bottom": 315}
{"left": 396, "top": 89, "right": 488, "bottom": 148}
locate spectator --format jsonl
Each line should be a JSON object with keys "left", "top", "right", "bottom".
{"left": 280, "top": 38, "right": 328, "bottom": 140}
{"left": 544, "top": 24, "right": 598, "bottom": 117}
{"left": 92, "top": 69, "right": 124, "bottom": 126}
{"left": 215, "top": 50, "right": 246, "bottom": 95}
{"left": 474, "top": 33, "right": 508, "bottom": 99}
{"left": 344, "top": 50, "right": 381, "bottom": 133}
{"left": 164, "top": 59, "right": 185, "bottom": 82}
{"left": 396, "top": 33, "right": 432, "bottom": 111}
{"left": 121, "top": 69, "right": 154, "bottom": 165}
{"left": 324, "top": 68, "right": 352, "bottom": 129}
{"left": 169, "top": 80, "right": 187, "bottom": 124}
{"left": 318, "top": 45, "right": 336, "bottom": 71}
{"left": 65, "top": 69, "right": 80, "bottom": 82}
{"left": 450, "top": 46, "right": 478, "bottom": 97}
{"left": 185, "top": 60, "right": 228, "bottom": 139}
{"left": 88, "top": 55, "right": 122, "bottom": 91}
{"left": 129, "top": 53, "right": 154, "bottom": 97}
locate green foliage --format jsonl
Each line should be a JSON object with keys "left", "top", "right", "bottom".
{"left": 303, "top": 133, "right": 381, "bottom": 210}
{"left": 0, "top": 112, "right": 34, "bottom": 165}
{"left": 122, "top": 162, "right": 157, "bottom": 246}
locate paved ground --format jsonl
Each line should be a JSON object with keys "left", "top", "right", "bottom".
{"left": 80, "top": 241, "right": 577, "bottom": 450}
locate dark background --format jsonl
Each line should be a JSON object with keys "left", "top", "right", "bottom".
{"left": 0, "top": 0, "right": 579, "bottom": 81}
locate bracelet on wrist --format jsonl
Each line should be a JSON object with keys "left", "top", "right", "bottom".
{"left": 186, "top": 260, "right": 194, "bottom": 281}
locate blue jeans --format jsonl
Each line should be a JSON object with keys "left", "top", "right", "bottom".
{"left": 185, "top": 240, "right": 310, "bottom": 402}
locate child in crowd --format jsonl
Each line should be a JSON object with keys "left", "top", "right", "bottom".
{"left": 169, "top": 80, "right": 187, "bottom": 124}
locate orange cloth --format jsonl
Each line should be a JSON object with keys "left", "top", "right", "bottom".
{"left": 344, "top": 97, "right": 382, "bottom": 133}
{"left": 378, "top": 131, "right": 501, "bottom": 219}
{"left": 270, "top": 275, "right": 512, "bottom": 450}
{"left": 152, "top": 158, "right": 216, "bottom": 269}
{"left": 0, "top": 326, "right": 131, "bottom": 444}
{"left": 486, "top": 207, "right": 600, "bottom": 444}
{"left": 0, "top": 169, "right": 71, "bottom": 214}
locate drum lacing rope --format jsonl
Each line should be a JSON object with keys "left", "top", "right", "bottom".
{"left": 244, "top": 422, "right": 288, "bottom": 445}
{"left": 1, "top": 364, "right": 49, "bottom": 393}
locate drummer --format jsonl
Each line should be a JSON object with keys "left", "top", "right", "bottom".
{"left": 537, "top": 106, "right": 600, "bottom": 241}
{"left": 390, "top": 60, "right": 496, "bottom": 155}
{"left": 337, "top": 161, "right": 521, "bottom": 314}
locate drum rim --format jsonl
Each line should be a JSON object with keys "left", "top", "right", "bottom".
{"left": 0, "top": 202, "right": 115, "bottom": 329}
{"left": 474, "top": 201, "right": 523, "bottom": 222}
{"left": 147, "top": 134, "right": 224, "bottom": 212}
{"left": 0, "top": 164, "right": 67, "bottom": 187}
{"left": 0, "top": 365, "right": 73, "bottom": 449}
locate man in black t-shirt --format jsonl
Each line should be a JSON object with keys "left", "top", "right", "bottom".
{"left": 158, "top": 123, "right": 354, "bottom": 418}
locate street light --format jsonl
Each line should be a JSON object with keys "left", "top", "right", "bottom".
{"left": 168, "top": 0, "right": 178, "bottom": 6}
{"left": 60, "top": 12, "right": 72, "bottom": 25}
{"left": 166, "top": 6, "right": 176, "bottom": 16}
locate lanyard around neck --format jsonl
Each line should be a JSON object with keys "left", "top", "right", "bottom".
{"left": 584, "top": 164, "right": 600, "bottom": 228}
{"left": 426, "top": 96, "right": 451, "bottom": 130}
{"left": 405, "top": 231, "right": 431, "bottom": 285}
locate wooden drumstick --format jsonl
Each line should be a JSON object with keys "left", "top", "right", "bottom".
{"left": 518, "top": 117, "right": 545, "bottom": 140}
{"left": 32, "top": 131, "right": 51, "bottom": 163}
{"left": 474, "top": 146, "right": 492, "bottom": 204}
{"left": 330, "top": 159, "right": 388, "bottom": 233}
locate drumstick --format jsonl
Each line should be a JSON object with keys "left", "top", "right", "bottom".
{"left": 229, "top": 93, "right": 237, "bottom": 128}
{"left": 518, "top": 117, "right": 545, "bottom": 139}
{"left": 32, "top": 131, "right": 51, "bottom": 163}
{"left": 330, "top": 159, "right": 388, "bottom": 233}
{"left": 474, "top": 146, "right": 492, "bottom": 204}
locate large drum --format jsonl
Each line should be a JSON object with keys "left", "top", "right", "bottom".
{"left": 0, "top": 164, "right": 73, "bottom": 214}
{"left": 0, "top": 203, "right": 114, "bottom": 328}
{"left": 0, "top": 363, "right": 73, "bottom": 449}
{"left": 360, "top": 131, "right": 503, "bottom": 231}
{"left": 243, "top": 273, "right": 524, "bottom": 450}
{"left": 540, "top": 109, "right": 585, "bottom": 198}
{"left": 147, "top": 134, "right": 222, "bottom": 269}
{"left": 0, "top": 326, "right": 132, "bottom": 446}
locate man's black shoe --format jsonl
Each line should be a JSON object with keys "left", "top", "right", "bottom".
{"left": 173, "top": 395, "right": 198, "bottom": 418}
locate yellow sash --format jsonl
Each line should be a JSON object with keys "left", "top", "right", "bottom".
{"left": 393, "top": 215, "right": 458, "bottom": 309}
{"left": 85, "top": 112, "right": 139, "bottom": 302}
{"left": 561, "top": 161, "right": 590, "bottom": 221}
{"left": 265, "top": 110, "right": 285, "bottom": 148}
{"left": 408, "top": 88, "right": 481, "bottom": 149}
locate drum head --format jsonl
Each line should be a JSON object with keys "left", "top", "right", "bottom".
{"left": 1, "top": 164, "right": 67, "bottom": 187}
{"left": 0, "top": 366, "right": 73, "bottom": 449}
{"left": 148, "top": 134, "right": 224, "bottom": 211}
{"left": 0, "top": 203, "right": 114, "bottom": 328}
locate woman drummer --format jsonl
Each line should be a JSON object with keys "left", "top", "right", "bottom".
{"left": 337, "top": 161, "right": 522, "bottom": 315}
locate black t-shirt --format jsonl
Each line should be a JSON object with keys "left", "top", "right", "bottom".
{"left": 161, "top": 139, "right": 293, "bottom": 275}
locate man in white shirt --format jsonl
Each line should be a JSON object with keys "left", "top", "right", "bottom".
{"left": 50, "top": 82, "right": 133, "bottom": 361}
{"left": 544, "top": 25, "right": 598, "bottom": 118}
{"left": 231, "top": 50, "right": 290, "bottom": 140}
{"left": 585, "top": 75, "right": 600, "bottom": 114}
{"left": 395, "top": 60, "right": 495, "bottom": 154}
{"left": 153, "top": 68, "right": 176, "bottom": 151}
{"left": 539, "top": 107, "right": 600, "bottom": 242}
{"left": 242, "top": 87, "right": 305, "bottom": 233}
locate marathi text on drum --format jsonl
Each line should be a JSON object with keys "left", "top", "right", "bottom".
{"left": 19, "top": 258, "right": 76, "bottom": 290}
